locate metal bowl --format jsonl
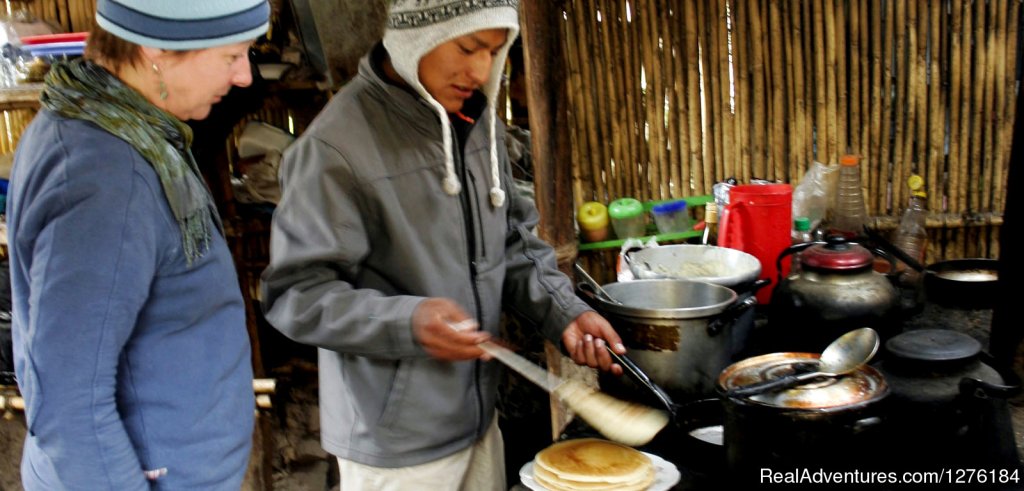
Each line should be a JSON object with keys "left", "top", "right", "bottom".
{"left": 626, "top": 245, "right": 762, "bottom": 288}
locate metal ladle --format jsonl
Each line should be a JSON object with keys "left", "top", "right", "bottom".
{"left": 725, "top": 327, "right": 880, "bottom": 398}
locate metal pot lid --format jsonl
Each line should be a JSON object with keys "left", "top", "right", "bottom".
{"left": 717, "top": 352, "right": 888, "bottom": 410}
{"left": 800, "top": 236, "right": 874, "bottom": 271}
{"left": 885, "top": 329, "right": 981, "bottom": 363}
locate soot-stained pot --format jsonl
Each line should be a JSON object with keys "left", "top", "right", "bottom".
{"left": 623, "top": 244, "right": 769, "bottom": 359}
{"left": 873, "top": 329, "right": 1020, "bottom": 469}
{"left": 716, "top": 352, "right": 890, "bottom": 484}
{"left": 923, "top": 258, "right": 999, "bottom": 310}
{"left": 769, "top": 236, "right": 900, "bottom": 352}
{"left": 580, "top": 279, "right": 755, "bottom": 401}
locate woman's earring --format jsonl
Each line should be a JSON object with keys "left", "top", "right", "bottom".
{"left": 151, "top": 63, "right": 168, "bottom": 100}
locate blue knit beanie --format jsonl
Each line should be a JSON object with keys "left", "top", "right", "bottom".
{"left": 95, "top": 0, "right": 270, "bottom": 51}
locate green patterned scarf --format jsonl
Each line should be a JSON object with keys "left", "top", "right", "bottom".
{"left": 41, "top": 59, "right": 220, "bottom": 265}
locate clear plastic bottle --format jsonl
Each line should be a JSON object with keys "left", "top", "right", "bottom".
{"left": 792, "top": 216, "right": 813, "bottom": 244}
{"left": 790, "top": 216, "right": 813, "bottom": 274}
{"left": 830, "top": 154, "right": 868, "bottom": 238}
{"left": 892, "top": 174, "right": 928, "bottom": 311}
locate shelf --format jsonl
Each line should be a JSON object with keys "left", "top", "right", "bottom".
{"left": 578, "top": 230, "right": 704, "bottom": 251}
{"left": 0, "top": 84, "right": 43, "bottom": 111}
{"left": 577, "top": 194, "right": 714, "bottom": 251}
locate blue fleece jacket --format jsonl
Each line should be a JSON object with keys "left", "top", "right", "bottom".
{"left": 6, "top": 110, "right": 254, "bottom": 490}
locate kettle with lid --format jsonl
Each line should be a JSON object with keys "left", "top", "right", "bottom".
{"left": 767, "top": 235, "right": 900, "bottom": 352}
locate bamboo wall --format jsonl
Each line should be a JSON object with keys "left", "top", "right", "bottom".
{"left": 3, "top": 0, "right": 1020, "bottom": 264}
{"left": 563, "top": 0, "right": 1021, "bottom": 262}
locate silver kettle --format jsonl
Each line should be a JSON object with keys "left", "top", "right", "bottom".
{"left": 768, "top": 236, "right": 900, "bottom": 353}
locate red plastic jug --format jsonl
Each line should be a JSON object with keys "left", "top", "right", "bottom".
{"left": 718, "top": 184, "right": 793, "bottom": 304}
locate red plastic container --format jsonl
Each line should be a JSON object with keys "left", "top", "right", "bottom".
{"left": 718, "top": 184, "right": 793, "bottom": 305}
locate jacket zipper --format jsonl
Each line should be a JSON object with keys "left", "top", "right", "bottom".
{"left": 453, "top": 125, "right": 486, "bottom": 438}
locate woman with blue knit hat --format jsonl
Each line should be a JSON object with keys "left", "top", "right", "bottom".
{"left": 6, "top": 0, "right": 269, "bottom": 489}
{"left": 261, "top": 1, "right": 625, "bottom": 489}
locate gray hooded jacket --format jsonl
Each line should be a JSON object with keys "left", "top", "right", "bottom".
{"left": 260, "top": 46, "right": 591, "bottom": 467}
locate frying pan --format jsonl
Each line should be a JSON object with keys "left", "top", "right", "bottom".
{"left": 922, "top": 258, "right": 999, "bottom": 309}
{"left": 863, "top": 228, "right": 998, "bottom": 309}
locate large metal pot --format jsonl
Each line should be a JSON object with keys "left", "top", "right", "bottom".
{"left": 582, "top": 279, "right": 754, "bottom": 401}
{"left": 716, "top": 352, "right": 890, "bottom": 482}
{"left": 623, "top": 244, "right": 766, "bottom": 359}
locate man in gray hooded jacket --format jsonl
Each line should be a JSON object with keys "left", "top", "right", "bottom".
{"left": 260, "top": 1, "right": 625, "bottom": 488}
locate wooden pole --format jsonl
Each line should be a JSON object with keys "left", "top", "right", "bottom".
{"left": 948, "top": 0, "right": 965, "bottom": 216}
{"left": 522, "top": 0, "right": 583, "bottom": 441}
{"left": 812, "top": 0, "right": 827, "bottom": 162}
{"left": 768, "top": 0, "right": 786, "bottom": 182}
{"left": 869, "top": 0, "right": 887, "bottom": 214}
{"left": 522, "top": 0, "right": 575, "bottom": 263}
{"left": 996, "top": 0, "right": 1021, "bottom": 217}
{"left": 925, "top": 0, "right": 943, "bottom": 216}
{"left": 683, "top": 0, "right": 706, "bottom": 194}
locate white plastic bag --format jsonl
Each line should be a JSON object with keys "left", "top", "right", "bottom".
{"left": 616, "top": 237, "right": 660, "bottom": 282}
{"left": 792, "top": 161, "right": 838, "bottom": 230}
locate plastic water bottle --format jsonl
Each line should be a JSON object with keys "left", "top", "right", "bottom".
{"left": 790, "top": 216, "right": 813, "bottom": 274}
{"left": 830, "top": 154, "right": 868, "bottom": 238}
{"left": 892, "top": 175, "right": 928, "bottom": 311}
{"left": 792, "top": 216, "right": 813, "bottom": 245}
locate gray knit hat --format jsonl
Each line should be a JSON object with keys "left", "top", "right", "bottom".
{"left": 383, "top": 0, "right": 520, "bottom": 208}
{"left": 96, "top": 0, "right": 270, "bottom": 51}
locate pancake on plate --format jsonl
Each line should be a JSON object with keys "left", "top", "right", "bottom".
{"left": 532, "top": 438, "right": 655, "bottom": 491}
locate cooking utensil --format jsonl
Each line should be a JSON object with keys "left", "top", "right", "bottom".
{"left": 770, "top": 236, "right": 899, "bottom": 353}
{"left": 574, "top": 262, "right": 620, "bottom": 305}
{"left": 582, "top": 279, "right": 749, "bottom": 399}
{"left": 863, "top": 227, "right": 999, "bottom": 309}
{"left": 923, "top": 259, "right": 999, "bottom": 309}
{"left": 624, "top": 244, "right": 762, "bottom": 289}
{"left": 449, "top": 320, "right": 668, "bottom": 446}
{"left": 716, "top": 351, "right": 889, "bottom": 477}
{"left": 725, "top": 327, "right": 880, "bottom": 397}
{"left": 482, "top": 340, "right": 668, "bottom": 446}
{"left": 604, "top": 345, "right": 678, "bottom": 419}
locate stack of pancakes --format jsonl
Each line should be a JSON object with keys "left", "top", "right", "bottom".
{"left": 532, "top": 438, "right": 655, "bottom": 490}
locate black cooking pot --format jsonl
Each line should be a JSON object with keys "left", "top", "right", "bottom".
{"left": 873, "top": 329, "right": 1021, "bottom": 469}
{"left": 715, "top": 352, "right": 890, "bottom": 484}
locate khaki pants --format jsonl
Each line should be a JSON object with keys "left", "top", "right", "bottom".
{"left": 337, "top": 418, "right": 506, "bottom": 491}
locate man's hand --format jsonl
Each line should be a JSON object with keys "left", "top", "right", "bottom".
{"left": 411, "top": 298, "right": 490, "bottom": 361}
{"left": 561, "top": 311, "right": 624, "bottom": 376}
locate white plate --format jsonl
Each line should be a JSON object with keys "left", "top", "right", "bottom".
{"left": 519, "top": 451, "right": 681, "bottom": 491}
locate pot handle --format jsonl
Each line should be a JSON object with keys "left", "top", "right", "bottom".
{"left": 850, "top": 416, "right": 884, "bottom": 434}
{"left": 959, "top": 377, "right": 1019, "bottom": 400}
{"left": 707, "top": 294, "right": 759, "bottom": 336}
{"left": 774, "top": 241, "right": 823, "bottom": 284}
{"left": 862, "top": 226, "right": 926, "bottom": 273}
{"left": 604, "top": 345, "right": 678, "bottom": 420}
{"left": 735, "top": 278, "right": 771, "bottom": 297}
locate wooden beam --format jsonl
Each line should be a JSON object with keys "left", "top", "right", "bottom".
{"left": 522, "top": 0, "right": 576, "bottom": 267}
